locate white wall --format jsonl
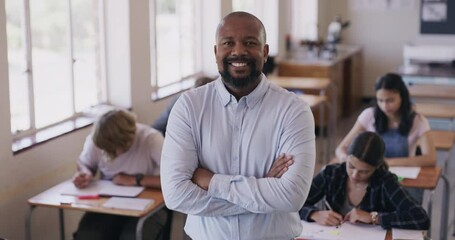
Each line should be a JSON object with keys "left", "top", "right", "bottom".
{"left": 343, "top": 0, "right": 420, "bottom": 96}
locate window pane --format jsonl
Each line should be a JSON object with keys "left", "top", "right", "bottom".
{"left": 232, "top": 0, "right": 279, "bottom": 56}
{"left": 6, "top": 0, "right": 31, "bottom": 133}
{"left": 155, "top": 0, "right": 197, "bottom": 87}
{"left": 30, "top": 0, "right": 72, "bottom": 128}
{"left": 71, "top": 0, "right": 103, "bottom": 112}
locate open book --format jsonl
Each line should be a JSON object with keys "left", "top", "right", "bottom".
{"left": 61, "top": 180, "right": 144, "bottom": 197}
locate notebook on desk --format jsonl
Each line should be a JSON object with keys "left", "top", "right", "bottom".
{"left": 61, "top": 180, "right": 144, "bottom": 197}
{"left": 296, "top": 221, "right": 386, "bottom": 240}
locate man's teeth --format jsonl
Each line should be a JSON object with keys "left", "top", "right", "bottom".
{"left": 231, "top": 62, "right": 247, "bottom": 67}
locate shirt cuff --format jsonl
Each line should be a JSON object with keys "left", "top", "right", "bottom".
{"left": 208, "top": 174, "right": 232, "bottom": 200}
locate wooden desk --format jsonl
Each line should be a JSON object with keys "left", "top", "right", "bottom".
{"left": 299, "top": 94, "right": 329, "bottom": 163}
{"left": 278, "top": 45, "right": 362, "bottom": 119}
{"left": 429, "top": 130, "right": 455, "bottom": 151}
{"left": 408, "top": 84, "right": 455, "bottom": 100}
{"left": 400, "top": 166, "right": 449, "bottom": 240}
{"left": 415, "top": 103, "right": 455, "bottom": 130}
{"left": 268, "top": 76, "right": 331, "bottom": 94}
{"left": 271, "top": 76, "right": 336, "bottom": 163}
{"left": 25, "top": 180, "right": 165, "bottom": 240}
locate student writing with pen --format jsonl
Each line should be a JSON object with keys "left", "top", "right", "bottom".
{"left": 299, "top": 132, "right": 430, "bottom": 230}
{"left": 71, "top": 109, "right": 168, "bottom": 240}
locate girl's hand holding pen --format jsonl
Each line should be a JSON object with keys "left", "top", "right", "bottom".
{"left": 310, "top": 210, "right": 343, "bottom": 226}
{"left": 72, "top": 171, "right": 93, "bottom": 189}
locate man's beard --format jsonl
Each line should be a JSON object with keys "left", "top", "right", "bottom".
{"left": 220, "top": 57, "right": 261, "bottom": 88}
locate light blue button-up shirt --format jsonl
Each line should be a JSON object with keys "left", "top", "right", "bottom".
{"left": 161, "top": 75, "right": 315, "bottom": 240}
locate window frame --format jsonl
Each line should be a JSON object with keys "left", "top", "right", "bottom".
{"left": 7, "top": 0, "right": 108, "bottom": 152}
{"left": 150, "top": 0, "right": 204, "bottom": 100}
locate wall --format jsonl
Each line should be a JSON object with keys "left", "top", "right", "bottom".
{"left": 342, "top": 0, "right": 420, "bottom": 96}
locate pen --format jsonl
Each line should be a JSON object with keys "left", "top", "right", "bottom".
{"left": 324, "top": 200, "right": 342, "bottom": 228}
{"left": 324, "top": 200, "right": 333, "bottom": 211}
{"left": 77, "top": 194, "right": 100, "bottom": 200}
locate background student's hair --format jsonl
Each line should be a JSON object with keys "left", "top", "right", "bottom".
{"left": 92, "top": 109, "right": 136, "bottom": 160}
{"left": 348, "top": 131, "right": 387, "bottom": 170}
{"left": 373, "top": 73, "right": 415, "bottom": 135}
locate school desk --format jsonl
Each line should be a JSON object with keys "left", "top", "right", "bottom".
{"left": 299, "top": 94, "right": 330, "bottom": 164}
{"left": 415, "top": 103, "right": 455, "bottom": 130}
{"left": 269, "top": 75, "right": 336, "bottom": 161}
{"left": 400, "top": 166, "right": 449, "bottom": 240}
{"left": 25, "top": 180, "right": 165, "bottom": 240}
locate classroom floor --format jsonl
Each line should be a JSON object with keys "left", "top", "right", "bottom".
{"left": 169, "top": 104, "right": 455, "bottom": 240}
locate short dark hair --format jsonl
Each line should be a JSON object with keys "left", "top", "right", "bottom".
{"left": 348, "top": 131, "right": 386, "bottom": 169}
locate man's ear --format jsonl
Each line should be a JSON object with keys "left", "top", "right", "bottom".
{"left": 263, "top": 44, "right": 269, "bottom": 63}
{"left": 214, "top": 45, "right": 217, "bottom": 55}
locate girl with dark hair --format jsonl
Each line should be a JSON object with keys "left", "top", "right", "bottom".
{"left": 336, "top": 73, "right": 435, "bottom": 166}
{"left": 300, "top": 132, "right": 430, "bottom": 230}
{"left": 335, "top": 73, "right": 436, "bottom": 203}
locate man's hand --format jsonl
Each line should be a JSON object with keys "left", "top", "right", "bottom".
{"left": 113, "top": 173, "right": 135, "bottom": 186}
{"left": 310, "top": 210, "right": 343, "bottom": 226}
{"left": 266, "top": 154, "right": 294, "bottom": 178}
{"left": 72, "top": 171, "right": 94, "bottom": 189}
{"left": 192, "top": 168, "right": 214, "bottom": 191}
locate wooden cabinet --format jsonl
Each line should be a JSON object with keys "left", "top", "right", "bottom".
{"left": 277, "top": 45, "right": 363, "bottom": 124}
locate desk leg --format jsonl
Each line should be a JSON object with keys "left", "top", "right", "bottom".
{"left": 426, "top": 190, "right": 434, "bottom": 238}
{"left": 440, "top": 175, "right": 449, "bottom": 240}
{"left": 136, "top": 216, "right": 146, "bottom": 240}
{"left": 59, "top": 209, "right": 65, "bottom": 240}
{"left": 25, "top": 206, "right": 36, "bottom": 240}
{"left": 318, "top": 94, "right": 325, "bottom": 164}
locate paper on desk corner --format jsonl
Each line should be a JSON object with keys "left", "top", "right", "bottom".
{"left": 392, "top": 228, "right": 424, "bottom": 240}
{"left": 298, "top": 221, "right": 386, "bottom": 240}
{"left": 389, "top": 167, "right": 421, "bottom": 179}
{"left": 102, "top": 197, "right": 154, "bottom": 211}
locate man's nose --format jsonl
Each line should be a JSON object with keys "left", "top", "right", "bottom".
{"left": 232, "top": 43, "right": 247, "bottom": 56}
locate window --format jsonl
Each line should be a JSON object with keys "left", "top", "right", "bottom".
{"left": 152, "top": 0, "right": 202, "bottom": 88}
{"left": 290, "top": 0, "right": 318, "bottom": 41}
{"left": 232, "top": 0, "right": 279, "bottom": 56}
{"left": 6, "top": 0, "right": 105, "bottom": 137}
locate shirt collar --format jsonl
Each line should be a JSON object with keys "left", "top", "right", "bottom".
{"left": 215, "top": 73, "right": 269, "bottom": 108}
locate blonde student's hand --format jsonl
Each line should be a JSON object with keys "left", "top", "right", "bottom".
{"left": 310, "top": 210, "right": 343, "bottom": 226}
{"left": 72, "top": 171, "right": 93, "bottom": 189}
{"left": 266, "top": 154, "right": 294, "bottom": 178}
{"left": 113, "top": 173, "right": 135, "bottom": 186}
{"left": 344, "top": 208, "right": 371, "bottom": 224}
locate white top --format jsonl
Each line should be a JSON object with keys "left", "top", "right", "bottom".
{"left": 161, "top": 75, "right": 316, "bottom": 240}
{"left": 357, "top": 107, "right": 431, "bottom": 156}
{"left": 78, "top": 123, "right": 164, "bottom": 179}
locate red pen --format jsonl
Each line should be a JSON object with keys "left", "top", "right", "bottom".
{"left": 77, "top": 194, "right": 100, "bottom": 200}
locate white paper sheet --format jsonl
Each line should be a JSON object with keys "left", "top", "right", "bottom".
{"left": 102, "top": 197, "right": 154, "bottom": 211}
{"left": 389, "top": 167, "right": 421, "bottom": 179}
{"left": 61, "top": 180, "right": 144, "bottom": 197}
{"left": 392, "top": 228, "right": 424, "bottom": 240}
{"left": 296, "top": 221, "right": 386, "bottom": 240}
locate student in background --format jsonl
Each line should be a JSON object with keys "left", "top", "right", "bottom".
{"left": 335, "top": 73, "right": 436, "bottom": 203}
{"left": 300, "top": 131, "right": 430, "bottom": 230}
{"left": 152, "top": 76, "right": 216, "bottom": 136}
{"left": 161, "top": 11, "right": 315, "bottom": 239}
{"left": 72, "top": 109, "right": 168, "bottom": 240}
